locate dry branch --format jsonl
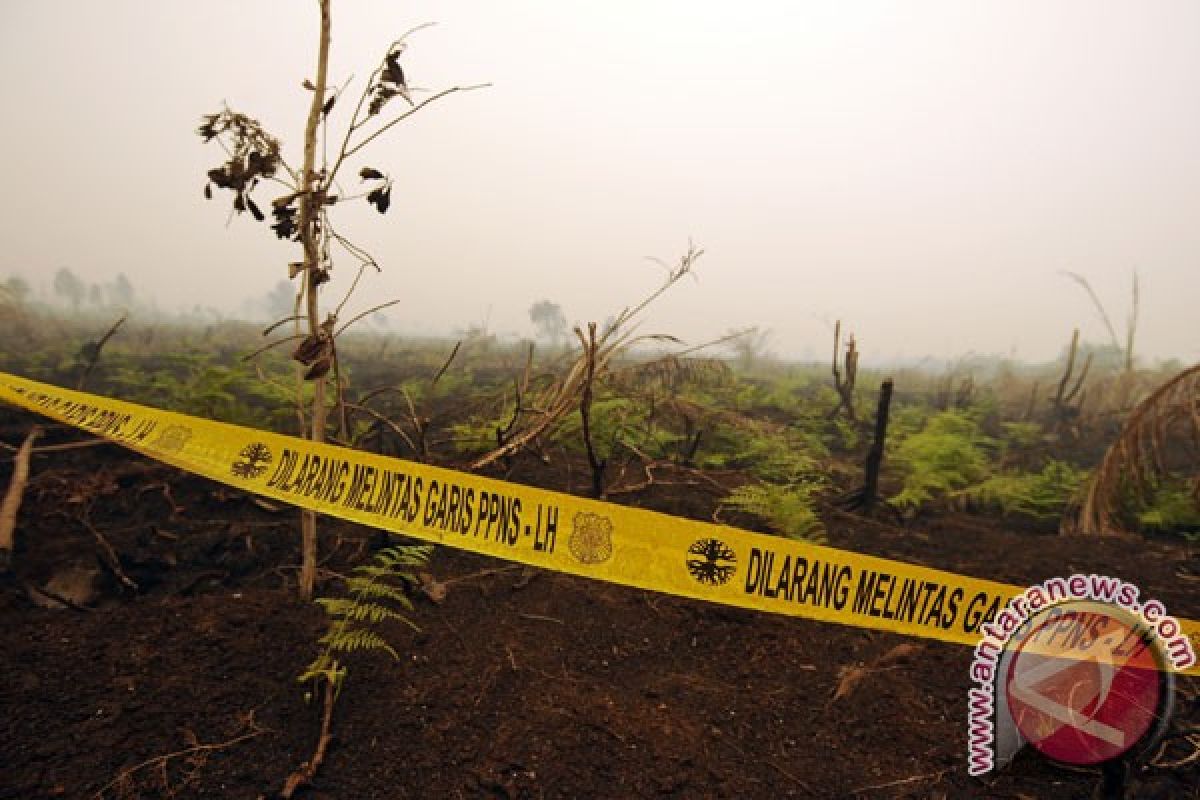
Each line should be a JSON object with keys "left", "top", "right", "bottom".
{"left": 281, "top": 672, "right": 336, "bottom": 797}
{"left": 0, "top": 426, "right": 41, "bottom": 571}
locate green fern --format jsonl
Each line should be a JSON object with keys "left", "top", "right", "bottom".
{"left": 958, "top": 460, "right": 1088, "bottom": 519}
{"left": 298, "top": 543, "right": 432, "bottom": 693}
{"left": 889, "top": 409, "right": 994, "bottom": 513}
{"left": 1137, "top": 480, "right": 1200, "bottom": 534}
{"left": 722, "top": 481, "right": 826, "bottom": 543}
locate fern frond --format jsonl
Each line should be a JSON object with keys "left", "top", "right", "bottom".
{"left": 299, "top": 542, "right": 430, "bottom": 690}
{"left": 345, "top": 577, "right": 414, "bottom": 608}
{"left": 320, "top": 628, "right": 400, "bottom": 659}
{"left": 723, "top": 482, "right": 826, "bottom": 543}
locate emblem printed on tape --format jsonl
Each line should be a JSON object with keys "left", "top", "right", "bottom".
{"left": 568, "top": 512, "right": 614, "bottom": 565}
{"left": 686, "top": 539, "right": 737, "bottom": 586}
{"left": 151, "top": 424, "right": 193, "bottom": 453}
{"left": 232, "top": 442, "right": 274, "bottom": 479}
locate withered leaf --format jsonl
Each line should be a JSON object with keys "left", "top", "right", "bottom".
{"left": 271, "top": 205, "right": 298, "bottom": 240}
{"left": 367, "top": 185, "right": 392, "bottom": 214}
{"left": 246, "top": 197, "right": 264, "bottom": 221}
{"left": 288, "top": 262, "right": 304, "bottom": 279}
{"left": 196, "top": 114, "right": 219, "bottom": 141}
{"left": 359, "top": 167, "right": 384, "bottom": 181}
{"left": 368, "top": 85, "right": 398, "bottom": 116}
{"left": 292, "top": 333, "right": 330, "bottom": 365}
{"left": 304, "top": 355, "right": 333, "bottom": 381}
{"left": 233, "top": 192, "right": 246, "bottom": 213}
{"left": 302, "top": 79, "right": 316, "bottom": 91}
{"left": 203, "top": 184, "right": 212, "bottom": 200}
{"left": 321, "top": 93, "right": 337, "bottom": 116}
{"left": 207, "top": 167, "right": 234, "bottom": 189}
{"left": 829, "top": 665, "right": 868, "bottom": 705}
{"left": 384, "top": 53, "right": 406, "bottom": 88}
{"left": 874, "top": 643, "right": 923, "bottom": 668}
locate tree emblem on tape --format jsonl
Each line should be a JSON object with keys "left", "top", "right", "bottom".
{"left": 568, "top": 511, "right": 614, "bottom": 565}
{"left": 686, "top": 538, "right": 737, "bottom": 586}
{"left": 150, "top": 424, "right": 192, "bottom": 453}
{"left": 231, "top": 442, "right": 273, "bottom": 479}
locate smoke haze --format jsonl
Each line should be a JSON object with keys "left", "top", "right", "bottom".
{"left": 1, "top": 1, "right": 1197, "bottom": 364}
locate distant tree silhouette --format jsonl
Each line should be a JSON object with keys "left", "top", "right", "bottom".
{"left": 53, "top": 268, "right": 85, "bottom": 311}
{"left": 108, "top": 273, "right": 135, "bottom": 308}
{"left": 2, "top": 276, "right": 30, "bottom": 305}
{"left": 529, "top": 299, "right": 567, "bottom": 345}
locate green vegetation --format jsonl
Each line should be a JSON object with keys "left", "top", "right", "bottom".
{"left": 1, "top": 296, "right": 1193, "bottom": 544}
{"left": 722, "top": 481, "right": 826, "bottom": 542}
{"left": 888, "top": 409, "right": 994, "bottom": 513}
{"left": 961, "top": 460, "right": 1089, "bottom": 520}
{"left": 300, "top": 543, "right": 432, "bottom": 692}
{"left": 1137, "top": 480, "right": 1200, "bottom": 535}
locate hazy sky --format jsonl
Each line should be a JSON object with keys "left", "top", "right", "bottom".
{"left": 2, "top": 1, "right": 1197, "bottom": 363}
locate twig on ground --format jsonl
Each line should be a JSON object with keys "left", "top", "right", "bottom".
{"left": 23, "top": 579, "right": 93, "bottom": 612}
{"left": 93, "top": 718, "right": 267, "bottom": 799}
{"left": 0, "top": 425, "right": 41, "bottom": 571}
{"left": 81, "top": 506, "right": 138, "bottom": 591}
{"left": 281, "top": 679, "right": 336, "bottom": 798}
{"left": 442, "top": 565, "right": 523, "bottom": 586}
{"left": 849, "top": 767, "right": 951, "bottom": 795}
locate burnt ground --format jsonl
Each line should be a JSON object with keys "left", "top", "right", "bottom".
{"left": 2, "top": 424, "right": 1199, "bottom": 800}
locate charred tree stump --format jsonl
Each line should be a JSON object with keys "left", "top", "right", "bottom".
{"left": 838, "top": 378, "right": 893, "bottom": 511}
{"left": 828, "top": 320, "right": 859, "bottom": 421}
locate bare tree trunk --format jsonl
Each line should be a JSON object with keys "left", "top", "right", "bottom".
{"left": 297, "top": 0, "right": 333, "bottom": 601}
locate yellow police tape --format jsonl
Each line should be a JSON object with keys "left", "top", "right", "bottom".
{"left": 1, "top": 371, "right": 1197, "bottom": 674}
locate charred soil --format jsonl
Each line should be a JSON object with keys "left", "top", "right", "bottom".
{"left": 2, "top": 423, "right": 1198, "bottom": 799}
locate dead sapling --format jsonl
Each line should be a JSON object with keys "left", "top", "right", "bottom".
{"left": 199, "top": 1, "right": 487, "bottom": 598}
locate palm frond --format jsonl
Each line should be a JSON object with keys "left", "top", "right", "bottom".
{"left": 1065, "top": 364, "right": 1200, "bottom": 534}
